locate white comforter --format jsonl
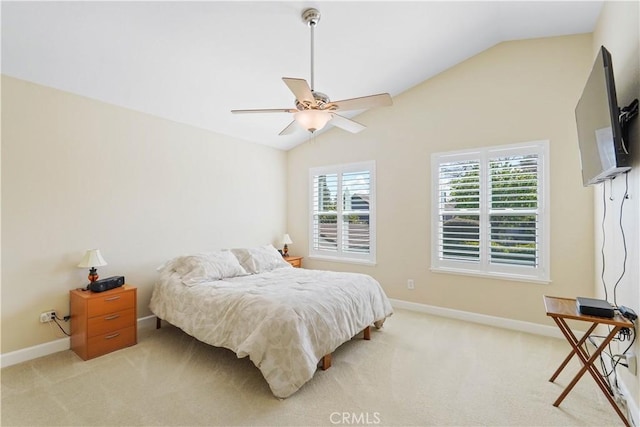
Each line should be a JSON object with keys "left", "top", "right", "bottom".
{"left": 149, "top": 267, "right": 393, "bottom": 398}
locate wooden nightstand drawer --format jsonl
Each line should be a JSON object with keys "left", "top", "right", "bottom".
{"left": 87, "top": 289, "right": 135, "bottom": 317}
{"left": 284, "top": 256, "right": 303, "bottom": 268}
{"left": 87, "top": 308, "right": 135, "bottom": 337}
{"left": 87, "top": 326, "right": 136, "bottom": 359}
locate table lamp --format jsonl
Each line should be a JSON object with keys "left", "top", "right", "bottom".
{"left": 282, "top": 234, "right": 293, "bottom": 257}
{"left": 78, "top": 249, "right": 107, "bottom": 283}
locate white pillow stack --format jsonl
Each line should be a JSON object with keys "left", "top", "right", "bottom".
{"left": 231, "top": 244, "right": 292, "bottom": 274}
{"left": 159, "top": 244, "right": 292, "bottom": 286}
{"left": 161, "top": 251, "right": 248, "bottom": 286}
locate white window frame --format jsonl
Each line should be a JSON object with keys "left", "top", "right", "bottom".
{"left": 431, "top": 141, "right": 550, "bottom": 283}
{"left": 309, "top": 161, "right": 376, "bottom": 265}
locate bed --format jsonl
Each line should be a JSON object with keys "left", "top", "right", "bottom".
{"left": 149, "top": 246, "right": 393, "bottom": 398}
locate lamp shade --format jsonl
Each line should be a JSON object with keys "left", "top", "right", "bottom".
{"left": 77, "top": 249, "right": 107, "bottom": 268}
{"left": 282, "top": 234, "right": 293, "bottom": 245}
{"left": 294, "top": 110, "right": 331, "bottom": 133}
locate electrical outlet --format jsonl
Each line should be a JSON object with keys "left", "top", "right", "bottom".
{"left": 39, "top": 310, "right": 56, "bottom": 323}
{"left": 407, "top": 279, "right": 415, "bottom": 290}
{"left": 627, "top": 353, "right": 637, "bottom": 375}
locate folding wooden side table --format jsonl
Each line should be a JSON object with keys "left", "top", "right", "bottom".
{"left": 543, "top": 295, "right": 632, "bottom": 426}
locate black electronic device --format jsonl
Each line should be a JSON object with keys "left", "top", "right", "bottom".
{"left": 576, "top": 296, "right": 615, "bottom": 318}
{"left": 89, "top": 276, "right": 125, "bottom": 293}
{"left": 575, "top": 46, "right": 638, "bottom": 186}
{"left": 618, "top": 305, "right": 638, "bottom": 321}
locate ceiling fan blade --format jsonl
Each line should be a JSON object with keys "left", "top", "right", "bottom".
{"left": 231, "top": 108, "right": 297, "bottom": 114}
{"left": 330, "top": 114, "right": 366, "bottom": 134}
{"left": 282, "top": 77, "right": 315, "bottom": 106}
{"left": 332, "top": 93, "right": 392, "bottom": 112}
{"left": 278, "top": 120, "right": 299, "bottom": 136}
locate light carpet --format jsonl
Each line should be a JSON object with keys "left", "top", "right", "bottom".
{"left": 1, "top": 309, "right": 625, "bottom": 426}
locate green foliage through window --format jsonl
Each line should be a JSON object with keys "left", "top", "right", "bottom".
{"left": 439, "top": 155, "right": 539, "bottom": 267}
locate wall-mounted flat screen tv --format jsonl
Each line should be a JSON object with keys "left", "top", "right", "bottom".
{"left": 575, "top": 45, "right": 630, "bottom": 186}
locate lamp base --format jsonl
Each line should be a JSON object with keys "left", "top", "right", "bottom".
{"left": 283, "top": 244, "right": 289, "bottom": 257}
{"left": 88, "top": 267, "right": 99, "bottom": 283}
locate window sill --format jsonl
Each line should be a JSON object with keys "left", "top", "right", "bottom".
{"left": 308, "top": 255, "right": 377, "bottom": 266}
{"left": 430, "top": 266, "right": 551, "bottom": 285}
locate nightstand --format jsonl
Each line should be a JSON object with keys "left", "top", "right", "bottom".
{"left": 70, "top": 285, "right": 137, "bottom": 360}
{"left": 284, "top": 256, "right": 303, "bottom": 268}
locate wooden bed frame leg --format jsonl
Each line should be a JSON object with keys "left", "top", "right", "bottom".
{"left": 318, "top": 326, "right": 369, "bottom": 371}
{"left": 320, "top": 354, "right": 332, "bottom": 370}
{"left": 156, "top": 317, "right": 162, "bottom": 329}
{"left": 363, "top": 325, "right": 371, "bottom": 340}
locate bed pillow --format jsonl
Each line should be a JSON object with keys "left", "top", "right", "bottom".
{"left": 163, "top": 251, "right": 248, "bottom": 286}
{"left": 231, "top": 245, "right": 292, "bottom": 274}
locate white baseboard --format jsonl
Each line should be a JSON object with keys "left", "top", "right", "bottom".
{"left": 0, "top": 315, "right": 157, "bottom": 368}
{"left": 389, "top": 298, "right": 564, "bottom": 338}
{"left": 617, "top": 374, "right": 639, "bottom": 427}
{"left": 0, "top": 336, "right": 70, "bottom": 368}
{"left": 137, "top": 314, "right": 157, "bottom": 330}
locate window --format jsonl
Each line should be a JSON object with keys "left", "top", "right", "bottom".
{"left": 309, "top": 161, "right": 376, "bottom": 264}
{"left": 431, "top": 141, "right": 549, "bottom": 283}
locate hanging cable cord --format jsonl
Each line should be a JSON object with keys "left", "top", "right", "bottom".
{"left": 591, "top": 176, "right": 632, "bottom": 396}
{"left": 600, "top": 326, "right": 636, "bottom": 395}
{"left": 586, "top": 322, "right": 635, "bottom": 397}
{"left": 612, "top": 171, "right": 629, "bottom": 307}
{"left": 600, "top": 171, "right": 632, "bottom": 397}
{"left": 584, "top": 326, "right": 636, "bottom": 396}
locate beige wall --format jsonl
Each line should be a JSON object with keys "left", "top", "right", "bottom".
{"left": 1, "top": 76, "right": 287, "bottom": 353}
{"left": 592, "top": 0, "right": 640, "bottom": 412}
{"left": 287, "top": 34, "right": 595, "bottom": 326}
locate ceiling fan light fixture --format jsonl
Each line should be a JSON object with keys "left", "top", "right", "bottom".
{"left": 294, "top": 109, "right": 331, "bottom": 133}
{"left": 231, "top": 7, "right": 392, "bottom": 137}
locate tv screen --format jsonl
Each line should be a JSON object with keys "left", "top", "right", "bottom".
{"left": 575, "top": 46, "right": 630, "bottom": 186}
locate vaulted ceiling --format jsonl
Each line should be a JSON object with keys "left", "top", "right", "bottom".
{"left": 2, "top": 1, "right": 603, "bottom": 150}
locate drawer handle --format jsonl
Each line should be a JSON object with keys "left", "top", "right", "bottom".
{"left": 104, "top": 314, "right": 120, "bottom": 321}
{"left": 105, "top": 332, "right": 120, "bottom": 340}
{"left": 104, "top": 296, "right": 121, "bottom": 301}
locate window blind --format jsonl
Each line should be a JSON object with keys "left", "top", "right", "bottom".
{"left": 437, "top": 160, "right": 481, "bottom": 262}
{"left": 488, "top": 154, "right": 539, "bottom": 267}
{"left": 431, "top": 141, "right": 549, "bottom": 283}
{"left": 310, "top": 162, "right": 376, "bottom": 263}
{"left": 341, "top": 170, "right": 371, "bottom": 254}
{"left": 312, "top": 173, "right": 338, "bottom": 252}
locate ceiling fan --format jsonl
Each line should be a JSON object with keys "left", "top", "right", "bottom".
{"left": 231, "top": 8, "right": 392, "bottom": 135}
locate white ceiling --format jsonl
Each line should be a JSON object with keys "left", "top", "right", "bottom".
{"left": 1, "top": 1, "right": 603, "bottom": 151}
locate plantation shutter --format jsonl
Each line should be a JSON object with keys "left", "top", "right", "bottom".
{"left": 431, "top": 141, "right": 549, "bottom": 283}
{"left": 310, "top": 162, "right": 376, "bottom": 263}
{"left": 342, "top": 170, "right": 371, "bottom": 254}
{"left": 312, "top": 173, "right": 338, "bottom": 252}
{"left": 488, "top": 153, "right": 539, "bottom": 267}
{"left": 436, "top": 159, "right": 481, "bottom": 262}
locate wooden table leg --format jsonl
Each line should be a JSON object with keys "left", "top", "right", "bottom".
{"left": 552, "top": 318, "right": 630, "bottom": 427}
{"left": 552, "top": 318, "right": 613, "bottom": 404}
{"left": 549, "top": 322, "right": 598, "bottom": 382}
